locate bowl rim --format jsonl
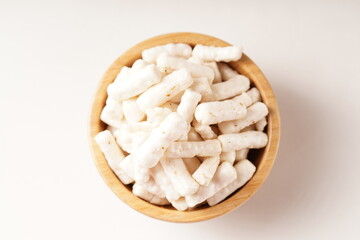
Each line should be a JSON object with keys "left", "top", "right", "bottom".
{"left": 89, "top": 32, "right": 281, "bottom": 223}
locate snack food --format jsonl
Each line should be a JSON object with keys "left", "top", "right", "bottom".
{"left": 95, "top": 43, "right": 269, "bottom": 210}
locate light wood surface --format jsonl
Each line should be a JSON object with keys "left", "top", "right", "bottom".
{"left": 89, "top": 32, "right": 281, "bottom": 223}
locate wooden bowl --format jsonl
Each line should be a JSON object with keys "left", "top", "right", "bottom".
{"left": 89, "top": 32, "right": 280, "bottom": 223}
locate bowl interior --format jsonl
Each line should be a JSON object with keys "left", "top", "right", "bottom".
{"left": 89, "top": 32, "right": 280, "bottom": 222}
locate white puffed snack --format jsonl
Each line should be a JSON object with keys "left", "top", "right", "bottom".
{"left": 183, "top": 157, "right": 201, "bottom": 174}
{"left": 220, "top": 151, "right": 236, "bottom": 165}
{"left": 166, "top": 139, "right": 221, "bottom": 158}
{"left": 231, "top": 92, "right": 253, "bottom": 107}
{"left": 150, "top": 163, "right": 180, "bottom": 202}
{"left": 187, "top": 127, "right": 203, "bottom": 141}
{"left": 187, "top": 56, "right": 203, "bottom": 64}
{"left": 161, "top": 102, "right": 178, "bottom": 112}
{"left": 168, "top": 91, "right": 184, "bottom": 103}
{"left": 256, "top": 117, "right": 268, "bottom": 132}
{"left": 119, "top": 154, "right": 150, "bottom": 184}
{"left": 137, "top": 68, "right": 193, "bottom": 111}
{"left": 156, "top": 53, "right": 214, "bottom": 83}
{"left": 171, "top": 197, "right": 189, "bottom": 211}
{"left": 235, "top": 148, "right": 249, "bottom": 161}
{"left": 160, "top": 157, "right": 199, "bottom": 196}
{"left": 107, "top": 64, "right": 161, "bottom": 101}
{"left": 190, "top": 77, "right": 212, "bottom": 100}
{"left": 122, "top": 98, "right": 145, "bottom": 122}
{"left": 131, "top": 59, "right": 149, "bottom": 70}
{"left": 219, "top": 131, "right": 268, "bottom": 152}
{"left": 119, "top": 154, "right": 135, "bottom": 177}
{"left": 204, "top": 62, "right": 222, "bottom": 83}
{"left": 100, "top": 99, "right": 123, "bottom": 129}
{"left": 136, "top": 112, "right": 188, "bottom": 169}
{"left": 177, "top": 89, "right": 202, "bottom": 123}
{"left": 142, "top": 43, "right": 192, "bottom": 63}
{"left": 217, "top": 62, "right": 238, "bottom": 80}
{"left": 145, "top": 107, "right": 172, "bottom": 128}
{"left": 246, "top": 87, "right": 261, "bottom": 103}
{"left": 113, "top": 66, "right": 131, "bottom": 83}
{"left": 185, "top": 162, "right": 237, "bottom": 207}
{"left": 119, "top": 159, "right": 164, "bottom": 197}
{"left": 218, "top": 102, "right": 269, "bottom": 133}
{"left": 137, "top": 176, "right": 166, "bottom": 198}
{"left": 134, "top": 165, "right": 153, "bottom": 184}
{"left": 211, "top": 75, "right": 250, "bottom": 101}
{"left": 95, "top": 130, "right": 133, "bottom": 184}
{"left": 192, "top": 44, "right": 242, "bottom": 62}
{"left": 114, "top": 122, "right": 150, "bottom": 153}
{"left": 132, "top": 183, "right": 170, "bottom": 205}
{"left": 177, "top": 124, "right": 190, "bottom": 142}
{"left": 192, "top": 119, "right": 217, "bottom": 140}
{"left": 192, "top": 155, "right": 220, "bottom": 186}
{"left": 207, "top": 159, "right": 256, "bottom": 206}
{"left": 194, "top": 100, "right": 247, "bottom": 125}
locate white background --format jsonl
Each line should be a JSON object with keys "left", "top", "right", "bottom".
{"left": 1, "top": 0, "right": 360, "bottom": 239}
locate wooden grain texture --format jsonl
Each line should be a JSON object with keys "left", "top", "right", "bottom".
{"left": 89, "top": 32, "right": 281, "bottom": 223}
